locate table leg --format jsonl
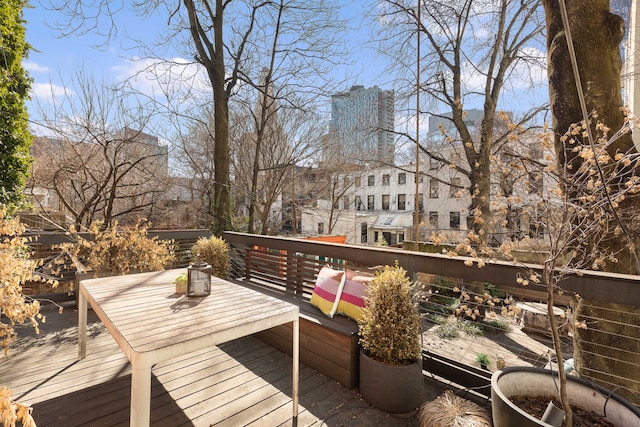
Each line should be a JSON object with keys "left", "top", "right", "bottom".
{"left": 131, "top": 363, "right": 152, "bottom": 427}
{"left": 78, "top": 290, "right": 87, "bottom": 360}
{"left": 292, "top": 318, "right": 299, "bottom": 426}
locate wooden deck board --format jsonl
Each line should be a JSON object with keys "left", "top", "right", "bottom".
{"left": 1, "top": 303, "right": 434, "bottom": 426}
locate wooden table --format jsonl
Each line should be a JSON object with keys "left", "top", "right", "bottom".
{"left": 78, "top": 269, "right": 300, "bottom": 426}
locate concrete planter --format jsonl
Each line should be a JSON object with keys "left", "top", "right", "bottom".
{"left": 359, "top": 350, "right": 422, "bottom": 413}
{"left": 491, "top": 366, "right": 640, "bottom": 427}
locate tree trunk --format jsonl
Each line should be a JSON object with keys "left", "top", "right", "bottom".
{"left": 211, "top": 0, "right": 232, "bottom": 236}
{"left": 541, "top": 0, "right": 640, "bottom": 406}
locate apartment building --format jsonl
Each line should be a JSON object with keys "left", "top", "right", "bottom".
{"left": 301, "top": 131, "right": 551, "bottom": 246}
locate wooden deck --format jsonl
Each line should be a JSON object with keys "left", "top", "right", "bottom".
{"left": 1, "top": 302, "right": 443, "bottom": 426}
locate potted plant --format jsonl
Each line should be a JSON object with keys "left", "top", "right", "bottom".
{"left": 60, "top": 221, "right": 175, "bottom": 306}
{"left": 475, "top": 353, "right": 490, "bottom": 370}
{"left": 190, "top": 236, "right": 230, "bottom": 279}
{"left": 173, "top": 272, "right": 188, "bottom": 294}
{"left": 358, "top": 263, "right": 422, "bottom": 413}
{"left": 64, "top": 221, "right": 175, "bottom": 276}
{"left": 483, "top": 121, "right": 640, "bottom": 426}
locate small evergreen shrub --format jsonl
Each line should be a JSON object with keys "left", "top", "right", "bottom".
{"left": 358, "top": 263, "right": 421, "bottom": 365}
{"left": 190, "top": 236, "right": 230, "bottom": 279}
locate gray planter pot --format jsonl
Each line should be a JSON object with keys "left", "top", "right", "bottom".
{"left": 491, "top": 366, "right": 640, "bottom": 427}
{"left": 359, "top": 350, "right": 422, "bottom": 413}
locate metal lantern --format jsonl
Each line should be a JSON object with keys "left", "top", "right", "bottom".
{"left": 187, "top": 261, "right": 211, "bottom": 297}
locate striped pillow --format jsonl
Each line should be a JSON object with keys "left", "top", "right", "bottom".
{"left": 336, "top": 269, "right": 373, "bottom": 322}
{"left": 310, "top": 265, "right": 346, "bottom": 318}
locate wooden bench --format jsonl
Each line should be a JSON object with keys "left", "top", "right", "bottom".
{"left": 231, "top": 279, "right": 360, "bottom": 388}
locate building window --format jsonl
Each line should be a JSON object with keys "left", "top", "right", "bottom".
{"left": 382, "top": 174, "right": 390, "bottom": 186}
{"left": 318, "top": 222, "right": 324, "bottom": 234}
{"left": 355, "top": 176, "right": 361, "bottom": 187}
{"left": 343, "top": 196, "right": 350, "bottom": 210}
{"left": 450, "top": 177, "right": 461, "bottom": 198}
{"left": 368, "top": 175, "right": 375, "bottom": 186}
{"left": 529, "top": 210, "right": 545, "bottom": 238}
{"left": 429, "top": 180, "right": 439, "bottom": 198}
{"left": 429, "top": 211, "right": 438, "bottom": 228}
{"left": 450, "top": 211, "right": 461, "bottom": 230}
{"left": 383, "top": 232, "right": 392, "bottom": 245}
{"left": 355, "top": 195, "right": 364, "bottom": 211}
{"left": 382, "top": 194, "right": 390, "bottom": 210}
{"left": 367, "top": 195, "right": 375, "bottom": 211}
{"left": 429, "top": 157, "right": 439, "bottom": 170}
{"left": 361, "top": 222, "right": 368, "bottom": 243}
{"left": 397, "top": 194, "right": 406, "bottom": 210}
{"left": 344, "top": 177, "right": 351, "bottom": 189}
{"left": 418, "top": 194, "right": 424, "bottom": 212}
{"left": 398, "top": 172, "right": 406, "bottom": 185}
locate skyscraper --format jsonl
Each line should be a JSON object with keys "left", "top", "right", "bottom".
{"left": 323, "top": 85, "right": 395, "bottom": 166}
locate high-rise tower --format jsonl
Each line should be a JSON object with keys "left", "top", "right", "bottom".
{"left": 323, "top": 85, "right": 395, "bottom": 166}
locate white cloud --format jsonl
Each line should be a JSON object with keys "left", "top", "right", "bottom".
{"left": 23, "top": 61, "right": 49, "bottom": 73}
{"left": 111, "top": 57, "right": 211, "bottom": 101}
{"left": 508, "top": 47, "right": 547, "bottom": 89}
{"left": 458, "top": 46, "right": 547, "bottom": 97}
{"left": 30, "top": 82, "right": 72, "bottom": 101}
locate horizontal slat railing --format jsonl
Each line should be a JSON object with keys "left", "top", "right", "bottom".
{"left": 224, "top": 231, "right": 640, "bottom": 404}
{"left": 224, "top": 232, "right": 640, "bottom": 307}
{"left": 24, "top": 230, "right": 211, "bottom": 296}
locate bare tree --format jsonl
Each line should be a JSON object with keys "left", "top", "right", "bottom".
{"left": 49, "top": 0, "right": 349, "bottom": 236}
{"left": 29, "top": 72, "right": 169, "bottom": 229}
{"left": 376, "top": 0, "right": 547, "bottom": 247}
{"left": 231, "top": 100, "right": 327, "bottom": 235}
{"left": 540, "top": 0, "right": 640, "bottom": 408}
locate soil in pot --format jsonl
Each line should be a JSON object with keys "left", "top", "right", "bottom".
{"left": 510, "top": 395, "right": 615, "bottom": 427}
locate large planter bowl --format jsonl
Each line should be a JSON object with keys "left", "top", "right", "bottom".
{"left": 491, "top": 366, "right": 640, "bottom": 427}
{"left": 359, "top": 350, "right": 422, "bottom": 413}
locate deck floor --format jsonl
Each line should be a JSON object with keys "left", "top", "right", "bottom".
{"left": 2, "top": 302, "right": 444, "bottom": 426}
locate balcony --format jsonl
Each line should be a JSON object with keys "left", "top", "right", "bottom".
{"left": 2, "top": 303, "right": 444, "bottom": 426}
{"left": 3, "top": 231, "right": 639, "bottom": 425}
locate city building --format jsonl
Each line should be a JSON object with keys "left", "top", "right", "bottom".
{"left": 303, "top": 109, "right": 552, "bottom": 246}
{"left": 322, "top": 85, "right": 395, "bottom": 166}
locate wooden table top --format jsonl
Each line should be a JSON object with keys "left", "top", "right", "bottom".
{"left": 79, "top": 269, "right": 299, "bottom": 365}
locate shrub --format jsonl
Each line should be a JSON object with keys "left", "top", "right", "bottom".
{"left": 435, "top": 323, "right": 460, "bottom": 340}
{"left": 458, "top": 320, "right": 484, "bottom": 336}
{"left": 0, "top": 207, "right": 48, "bottom": 426}
{"left": 190, "top": 236, "right": 230, "bottom": 279}
{"left": 61, "top": 221, "right": 175, "bottom": 275}
{"left": 358, "top": 263, "right": 421, "bottom": 365}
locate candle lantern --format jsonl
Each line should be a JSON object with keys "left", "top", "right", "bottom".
{"left": 187, "top": 260, "right": 211, "bottom": 297}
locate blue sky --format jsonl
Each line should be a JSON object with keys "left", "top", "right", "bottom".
{"left": 22, "top": 1, "right": 549, "bottom": 143}
{"left": 23, "top": 1, "right": 386, "bottom": 134}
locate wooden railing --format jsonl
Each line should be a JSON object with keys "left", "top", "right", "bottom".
{"left": 224, "top": 231, "right": 640, "bottom": 404}
{"left": 23, "top": 229, "right": 639, "bottom": 404}
{"left": 23, "top": 229, "right": 211, "bottom": 296}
